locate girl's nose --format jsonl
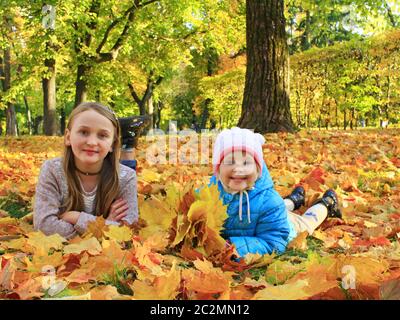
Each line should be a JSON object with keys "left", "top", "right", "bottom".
{"left": 233, "top": 165, "right": 246, "bottom": 174}
{"left": 86, "top": 134, "right": 97, "bottom": 145}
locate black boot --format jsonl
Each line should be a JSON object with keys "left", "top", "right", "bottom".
{"left": 118, "top": 115, "right": 151, "bottom": 149}
{"left": 284, "top": 186, "right": 305, "bottom": 210}
{"left": 312, "top": 189, "right": 342, "bottom": 218}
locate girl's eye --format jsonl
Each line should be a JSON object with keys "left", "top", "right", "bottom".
{"left": 99, "top": 133, "right": 109, "bottom": 139}
{"left": 80, "top": 130, "right": 89, "bottom": 136}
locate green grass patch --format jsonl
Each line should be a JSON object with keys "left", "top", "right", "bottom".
{"left": 0, "top": 195, "right": 31, "bottom": 218}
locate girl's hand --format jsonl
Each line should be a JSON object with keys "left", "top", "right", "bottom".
{"left": 60, "top": 211, "right": 80, "bottom": 225}
{"left": 108, "top": 198, "right": 128, "bottom": 222}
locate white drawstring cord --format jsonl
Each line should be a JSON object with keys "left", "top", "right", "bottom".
{"left": 245, "top": 190, "right": 251, "bottom": 223}
{"left": 218, "top": 178, "right": 252, "bottom": 224}
{"left": 239, "top": 191, "right": 243, "bottom": 221}
{"left": 238, "top": 190, "right": 251, "bottom": 223}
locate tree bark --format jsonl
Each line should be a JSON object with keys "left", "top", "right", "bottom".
{"left": 43, "top": 56, "right": 57, "bottom": 135}
{"left": 128, "top": 74, "right": 163, "bottom": 116}
{"left": 74, "top": 64, "right": 88, "bottom": 107}
{"left": 60, "top": 106, "right": 66, "bottom": 134}
{"left": 239, "top": 0, "right": 295, "bottom": 133}
{"left": 23, "top": 96, "right": 32, "bottom": 135}
{"left": 1, "top": 48, "right": 17, "bottom": 136}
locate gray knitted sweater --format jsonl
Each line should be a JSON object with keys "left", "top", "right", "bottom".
{"left": 33, "top": 157, "right": 138, "bottom": 239}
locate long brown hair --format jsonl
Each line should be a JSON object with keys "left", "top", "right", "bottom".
{"left": 63, "top": 102, "right": 121, "bottom": 218}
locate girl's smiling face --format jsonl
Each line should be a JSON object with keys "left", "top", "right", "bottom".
{"left": 218, "top": 150, "right": 259, "bottom": 192}
{"left": 65, "top": 110, "right": 115, "bottom": 172}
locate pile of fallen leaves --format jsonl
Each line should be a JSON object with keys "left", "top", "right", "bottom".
{"left": 0, "top": 129, "right": 399, "bottom": 300}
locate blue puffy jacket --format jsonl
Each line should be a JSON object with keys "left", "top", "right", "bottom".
{"left": 209, "top": 161, "right": 296, "bottom": 257}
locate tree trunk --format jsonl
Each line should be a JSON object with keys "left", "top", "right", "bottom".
{"left": 5, "top": 103, "right": 17, "bottom": 136}
{"left": 239, "top": 0, "right": 294, "bottom": 133}
{"left": 74, "top": 64, "right": 88, "bottom": 107}
{"left": 200, "top": 99, "right": 211, "bottom": 129}
{"left": 318, "top": 114, "right": 321, "bottom": 130}
{"left": 350, "top": 107, "right": 355, "bottom": 130}
{"left": 335, "top": 100, "right": 339, "bottom": 129}
{"left": 23, "top": 96, "right": 32, "bottom": 135}
{"left": 60, "top": 106, "right": 66, "bottom": 134}
{"left": 147, "top": 95, "right": 154, "bottom": 128}
{"left": 1, "top": 48, "right": 17, "bottom": 136}
{"left": 301, "top": 10, "right": 311, "bottom": 51}
{"left": 43, "top": 57, "right": 57, "bottom": 135}
{"left": 295, "top": 88, "right": 301, "bottom": 127}
{"left": 156, "top": 101, "right": 163, "bottom": 128}
{"left": 33, "top": 116, "right": 43, "bottom": 135}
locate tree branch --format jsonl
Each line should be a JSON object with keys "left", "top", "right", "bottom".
{"left": 128, "top": 83, "right": 142, "bottom": 106}
{"left": 95, "top": 0, "right": 158, "bottom": 63}
{"left": 96, "top": 5, "right": 134, "bottom": 54}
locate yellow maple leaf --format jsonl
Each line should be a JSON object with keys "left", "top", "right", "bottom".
{"left": 0, "top": 217, "right": 18, "bottom": 225}
{"left": 104, "top": 225, "right": 133, "bottom": 242}
{"left": 328, "top": 255, "right": 390, "bottom": 285}
{"left": 84, "top": 216, "right": 107, "bottom": 240}
{"left": 63, "top": 237, "right": 102, "bottom": 256}
{"left": 0, "top": 237, "right": 26, "bottom": 251}
{"left": 253, "top": 279, "right": 310, "bottom": 300}
{"left": 139, "top": 169, "right": 161, "bottom": 183}
{"left": 27, "top": 231, "right": 66, "bottom": 255}
{"left": 25, "top": 251, "right": 64, "bottom": 273}
{"left": 131, "top": 263, "right": 181, "bottom": 300}
{"left": 139, "top": 195, "right": 176, "bottom": 239}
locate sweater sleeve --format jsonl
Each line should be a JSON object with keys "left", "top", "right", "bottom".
{"left": 33, "top": 160, "right": 77, "bottom": 240}
{"left": 118, "top": 167, "right": 139, "bottom": 225}
{"left": 229, "top": 191, "right": 291, "bottom": 257}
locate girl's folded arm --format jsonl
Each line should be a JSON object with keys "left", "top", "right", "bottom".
{"left": 119, "top": 169, "right": 139, "bottom": 225}
{"left": 33, "top": 161, "right": 77, "bottom": 239}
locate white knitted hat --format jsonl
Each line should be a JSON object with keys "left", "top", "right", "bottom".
{"left": 212, "top": 127, "right": 265, "bottom": 175}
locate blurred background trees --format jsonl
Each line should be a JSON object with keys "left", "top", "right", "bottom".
{"left": 0, "top": 0, "right": 399, "bottom": 135}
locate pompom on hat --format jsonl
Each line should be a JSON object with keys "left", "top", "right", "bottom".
{"left": 212, "top": 127, "right": 266, "bottom": 175}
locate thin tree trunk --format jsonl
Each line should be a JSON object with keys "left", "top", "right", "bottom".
{"left": 156, "top": 101, "right": 163, "bottom": 128}
{"left": 335, "top": 100, "right": 339, "bottom": 129}
{"left": 23, "top": 96, "right": 32, "bottom": 135}
{"left": 74, "top": 64, "right": 88, "bottom": 107}
{"left": 128, "top": 75, "right": 163, "bottom": 116}
{"left": 2, "top": 48, "right": 17, "bottom": 136}
{"left": 148, "top": 95, "right": 154, "bottom": 128}
{"left": 301, "top": 10, "right": 311, "bottom": 51}
{"left": 60, "top": 106, "right": 66, "bottom": 134}
{"left": 43, "top": 56, "right": 57, "bottom": 135}
{"left": 239, "top": 0, "right": 294, "bottom": 133}
{"left": 295, "top": 88, "right": 301, "bottom": 127}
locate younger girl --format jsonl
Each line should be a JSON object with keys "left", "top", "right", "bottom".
{"left": 210, "top": 127, "right": 341, "bottom": 257}
{"left": 34, "top": 102, "right": 138, "bottom": 239}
